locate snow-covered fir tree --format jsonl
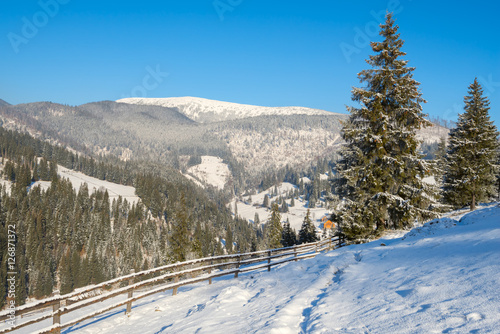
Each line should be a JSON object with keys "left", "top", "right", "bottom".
{"left": 443, "top": 79, "right": 499, "bottom": 210}
{"left": 281, "top": 218, "right": 297, "bottom": 247}
{"left": 266, "top": 203, "right": 283, "bottom": 249}
{"left": 298, "top": 209, "right": 318, "bottom": 244}
{"left": 332, "top": 13, "right": 437, "bottom": 240}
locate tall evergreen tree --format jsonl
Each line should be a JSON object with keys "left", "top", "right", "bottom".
{"left": 332, "top": 13, "right": 436, "bottom": 240}
{"left": 443, "top": 79, "right": 499, "bottom": 210}
{"left": 266, "top": 203, "right": 283, "bottom": 249}
{"left": 169, "top": 193, "right": 191, "bottom": 262}
{"left": 298, "top": 209, "right": 318, "bottom": 244}
{"left": 281, "top": 219, "right": 296, "bottom": 247}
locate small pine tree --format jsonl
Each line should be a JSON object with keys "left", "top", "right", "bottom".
{"left": 280, "top": 200, "right": 288, "bottom": 213}
{"left": 298, "top": 209, "right": 318, "bottom": 244}
{"left": 254, "top": 212, "right": 260, "bottom": 225}
{"left": 281, "top": 219, "right": 296, "bottom": 247}
{"left": 266, "top": 203, "right": 283, "bottom": 249}
{"left": 434, "top": 137, "right": 447, "bottom": 182}
{"left": 443, "top": 79, "right": 499, "bottom": 210}
{"left": 263, "top": 195, "right": 270, "bottom": 208}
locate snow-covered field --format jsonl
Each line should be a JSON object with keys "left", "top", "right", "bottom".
{"left": 186, "top": 156, "right": 231, "bottom": 190}
{"left": 29, "top": 203, "right": 497, "bottom": 334}
{"left": 232, "top": 182, "right": 329, "bottom": 232}
{"left": 1, "top": 164, "right": 140, "bottom": 205}
{"left": 56, "top": 166, "right": 140, "bottom": 204}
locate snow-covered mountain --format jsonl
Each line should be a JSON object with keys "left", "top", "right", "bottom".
{"left": 116, "top": 96, "right": 336, "bottom": 123}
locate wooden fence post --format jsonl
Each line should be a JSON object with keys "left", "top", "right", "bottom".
{"left": 172, "top": 275, "right": 179, "bottom": 295}
{"left": 125, "top": 269, "right": 135, "bottom": 315}
{"left": 294, "top": 245, "right": 298, "bottom": 261}
{"left": 234, "top": 255, "right": 241, "bottom": 278}
{"left": 208, "top": 260, "right": 213, "bottom": 285}
{"left": 52, "top": 290, "right": 61, "bottom": 334}
{"left": 267, "top": 250, "right": 272, "bottom": 272}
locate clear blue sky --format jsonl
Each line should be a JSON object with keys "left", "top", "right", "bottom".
{"left": 1, "top": 0, "right": 499, "bottom": 127}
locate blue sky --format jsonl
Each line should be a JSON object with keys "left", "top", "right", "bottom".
{"left": 1, "top": 0, "right": 499, "bottom": 127}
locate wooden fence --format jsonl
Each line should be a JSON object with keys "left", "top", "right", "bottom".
{"left": 0, "top": 236, "right": 343, "bottom": 334}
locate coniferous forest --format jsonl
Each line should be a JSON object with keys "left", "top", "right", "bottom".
{"left": 0, "top": 127, "right": 261, "bottom": 307}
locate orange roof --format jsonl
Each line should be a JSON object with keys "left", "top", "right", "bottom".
{"left": 324, "top": 220, "right": 335, "bottom": 229}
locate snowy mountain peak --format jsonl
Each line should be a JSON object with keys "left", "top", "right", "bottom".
{"left": 116, "top": 96, "right": 337, "bottom": 123}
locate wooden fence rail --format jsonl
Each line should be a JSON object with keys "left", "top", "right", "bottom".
{"left": 0, "top": 236, "right": 343, "bottom": 334}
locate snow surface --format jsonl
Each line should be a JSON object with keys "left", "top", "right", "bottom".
{"left": 18, "top": 203, "right": 497, "bottom": 334}
{"left": 116, "top": 96, "right": 337, "bottom": 123}
{"left": 233, "top": 182, "right": 329, "bottom": 232}
{"left": 55, "top": 166, "right": 140, "bottom": 205}
{"left": 186, "top": 156, "right": 231, "bottom": 190}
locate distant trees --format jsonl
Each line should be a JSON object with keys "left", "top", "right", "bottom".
{"left": 332, "top": 13, "right": 437, "bottom": 240}
{"left": 298, "top": 209, "right": 318, "bottom": 244}
{"left": 443, "top": 79, "right": 499, "bottom": 210}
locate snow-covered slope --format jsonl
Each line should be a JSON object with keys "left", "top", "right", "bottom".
{"left": 56, "top": 165, "right": 140, "bottom": 204}
{"left": 186, "top": 156, "right": 231, "bottom": 190}
{"left": 3, "top": 164, "right": 140, "bottom": 205}
{"left": 42, "top": 203, "right": 499, "bottom": 333}
{"left": 116, "top": 96, "right": 336, "bottom": 123}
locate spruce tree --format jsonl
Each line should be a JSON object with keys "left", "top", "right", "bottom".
{"left": 266, "top": 203, "right": 283, "bottom": 249}
{"left": 281, "top": 219, "right": 296, "bottom": 247}
{"left": 263, "top": 195, "right": 270, "bottom": 208}
{"left": 332, "top": 13, "right": 436, "bottom": 240}
{"left": 443, "top": 79, "right": 499, "bottom": 210}
{"left": 169, "top": 193, "right": 191, "bottom": 262}
{"left": 254, "top": 212, "right": 260, "bottom": 225}
{"left": 298, "top": 209, "right": 318, "bottom": 244}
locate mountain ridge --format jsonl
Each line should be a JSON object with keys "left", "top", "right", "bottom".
{"left": 116, "top": 96, "right": 340, "bottom": 123}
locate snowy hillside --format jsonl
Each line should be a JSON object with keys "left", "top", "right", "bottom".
{"left": 232, "top": 182, "right": 330, "bottom": 232}
{"left": 116, "top": 96, "right": 336, "bottom": 123}
{"left": 186, "top": 156, "right": 231, "bottom": 190}
{"left": 416, "top": 123, "right": 449, "bottom": 144}
{"left": 42, "top": 203, "right": 500, "bottom": 333}
{"left": 0, "top": 163, "right": 140, "bottom": 205}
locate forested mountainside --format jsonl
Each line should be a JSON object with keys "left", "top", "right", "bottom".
{"left": 0, "top": 128, "right": 262, "bottom": 308}
{"left": 0, "top": 99, "right": 448, "bottom": 193}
